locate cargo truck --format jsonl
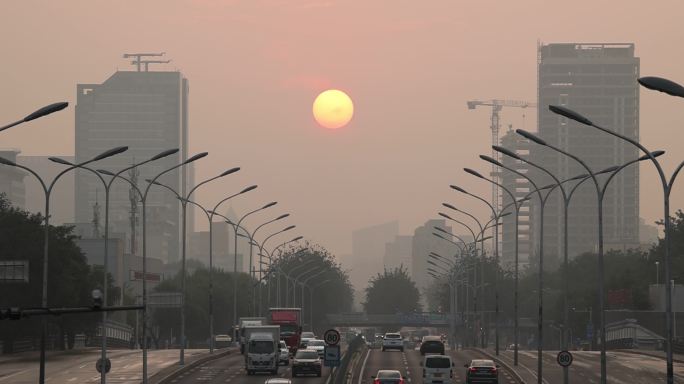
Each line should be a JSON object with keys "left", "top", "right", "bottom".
{"left": 238, "top": 317, "right": 266, "bottom": 354}
{"left": 268, "top": 308, "right": 302, "bottom": 353}
{"left": 244, "top": 325, "right": 280, "bottom": 375}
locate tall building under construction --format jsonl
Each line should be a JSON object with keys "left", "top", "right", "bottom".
{"left": 532, "top": 43, "right": 640, "bottom": 267}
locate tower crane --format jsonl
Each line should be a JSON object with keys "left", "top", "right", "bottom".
{"left": 466, "top": 99, "right": 537, "bottom": 211}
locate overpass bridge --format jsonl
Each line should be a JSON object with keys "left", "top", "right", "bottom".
{"left": 325, "top": 312, "right": 461, "bottom": 327}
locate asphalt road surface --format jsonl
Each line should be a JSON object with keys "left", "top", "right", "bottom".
{"left": 494, "top": 349, "right": 684, "bottom": 384}
{"left": 170, "top": 352, "right": 333, "bottom": 383}
{"left": 0, "top": 348, "right": 211, "bottom": 384}
{"left": 353, "top": 346, "right": 521, "bottom": 384}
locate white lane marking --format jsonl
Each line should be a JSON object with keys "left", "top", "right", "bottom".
{"left": 358, "top": 349, "right": 371, "bottom": 384}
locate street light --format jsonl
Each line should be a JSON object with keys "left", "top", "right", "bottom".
{"left": 147, "top": 164, "right": 234, "bottom": 365}
{"left": 515, "top": 127, "right": 665, "bottom": 383}
{"left": 451, "top": 182, "right": 508, "bottom": 356}
{"left": 168, "top": 185, "right": 256, "bottom": 354}
{"left": 485, "top": 148, "right": 546, "bottom": 383}
{"left": 233, "top": 202, "right": 278, "bottom": 329}
{"left": 0, "top": 101, "right": 69, "bottom": 132}
{"left": 138, "top": 151, "right": 207, "bottom": 382}
{"left": 552, "top": 77, "right": 684, "bottom": 383}
{"left": 250, "top": 213, "right": 290, "bottom": 314}
{"left": 0, "top": 145, "right": 128, "bottom": 384}
{"left": 465, "top": 165, "right": 532, "bottom": 365}
{"left": 256, "top": 226, "right": 297, "bottom": 314}
{"left": 51, "top": 148, "right": 179, "bottom": 384}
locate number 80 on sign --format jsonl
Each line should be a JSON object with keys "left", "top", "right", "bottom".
{"left": 557, "top": 350, "right": 573, "bottom": 367}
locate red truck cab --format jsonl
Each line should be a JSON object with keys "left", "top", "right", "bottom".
{"left": 269, "top": 308, "right": 302, "bottom": 353}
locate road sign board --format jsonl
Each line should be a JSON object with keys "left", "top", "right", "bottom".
{"left": 148, "top": 292, "right": 183, "bottom": 308}
{"left": 0, "top": 260, "right": 29, "bottom": 283}
{"left": 586, "top": 323, "right": 594, "bottom": 339}
{"left": 96, "top": 357, "right": 111, "bottom": 373}
{"left": 324, "top": 345, "right": 341, "bottom": 367}
{"left": 557, "top": 350, "right": 573, "bottom": 367}
{"left": 324, "top": 329, "right": 341, "bottom": 346}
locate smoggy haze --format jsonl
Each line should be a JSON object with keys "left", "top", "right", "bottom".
{"left": 2, "top": 0, "right": 683, "bottom": 256}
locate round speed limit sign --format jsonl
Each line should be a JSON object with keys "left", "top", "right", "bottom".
{"left": 324, "top": 329, "right": 341, "bottom": 346}
{"left": 557, "top": 350, "right": 573, "bottom": 367}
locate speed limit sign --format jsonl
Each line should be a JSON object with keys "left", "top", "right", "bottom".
{"left": 557, "top": 350, "right": 573, "bottom": 367}
{"left": 323, "top": 329, "right": 341, "bottom": 346}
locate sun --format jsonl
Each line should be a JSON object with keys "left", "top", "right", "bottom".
{"left": 312, "top": 89, "right": 354, "bottom": 129}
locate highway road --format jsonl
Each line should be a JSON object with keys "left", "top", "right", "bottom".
{"left": 171, "top": 351, "right": 333, "bottom": 383}
{"left": 352, "top": 346, "right": 521, "bottom": 384}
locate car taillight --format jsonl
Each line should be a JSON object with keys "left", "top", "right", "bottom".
{"left": 469, "top": 367, "right": 477, "bottom": 373}
{"left": 450, "top": 369, "right": 453, "bottom": 378}
{"left": 399, "top": 379, "right": 405, "bottom": 384}
{"left": 373, "top": 379, "right": 380, "bottom": 384}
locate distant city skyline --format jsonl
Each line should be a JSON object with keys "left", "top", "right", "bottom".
{"left": 2, "top": 1, "right": 683, "bottom": 260}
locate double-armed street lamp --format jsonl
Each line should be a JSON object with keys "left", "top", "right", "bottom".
{"left": 550, "top": 76, "right": 684, "bottom": 383}
{"left": 464, "top": 166, "right": 532, "bottom": 365}
{"left": 232, "top": 202, "right": 278, "bottom": 327}
{"left": 514, "top": 123, "right": 670, "bottom": 383}
{"left": 52, "top": 148, "right": 180, "bottom": 384}
{"left": 450, "top": 184, "right": 513, "bottom": 356}
{"left": 165, "top": 185, "right": 257, "bottom": 354}
{"left": 256, "top": 228, "right": 297, "bottom": 314}
{"left": 0, "top": 145, "right": 129, "bottom": 384}
{"left": 137, "top": 151, "right": 208, "bottom": 382}
{"left": 146, "top": 161, "right": 235, "bottom": 365}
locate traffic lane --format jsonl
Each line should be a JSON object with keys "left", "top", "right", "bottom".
{"left": 357, "top": 348, "right": 409, "bottom": 384}
{"left": 172, "top": 351, "right": 331, "bottom": 384}
{"left": 444, "top": 349, "right": 522, "bottom": 384}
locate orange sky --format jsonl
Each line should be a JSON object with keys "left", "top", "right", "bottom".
{"left": 2, "top": 0, "right": 683, "bottom": 255}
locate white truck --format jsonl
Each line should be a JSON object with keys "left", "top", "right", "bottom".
{"left": 238, "top": 317, "right": 266, "bottom": 354}
{"left": 244, "top": 325, "right": 280, "bottom": 375}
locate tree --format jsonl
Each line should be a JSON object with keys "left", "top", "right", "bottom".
{"left": 151, "top": 264, "right": 254, "bottom": 347}
{"left": 364, "top": 266, "right": 421, "bottom": 315}
{"left": 266, "top": 243, "right": 354, "bottom": 332}
{"left": 0, "top": 195, "right": 109, "bottom": 352}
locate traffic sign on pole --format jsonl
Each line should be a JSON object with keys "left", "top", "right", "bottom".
{"left": 96, "top": 357, "right": 111, "bottom": 373}
{"left": 557, "top": 350, "right": 573, "bottom": 367}
{"left": 324, "top": 345, "right": 341, "bottom": 367}
{"left": 324, "top": 329, "right": 341, "bottom": 346}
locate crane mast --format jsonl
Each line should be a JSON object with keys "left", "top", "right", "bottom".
{"left": 466, "top": 99, "right": 537, "bottom": 214}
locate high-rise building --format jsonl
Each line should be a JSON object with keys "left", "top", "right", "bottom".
{"left": 350, "top": 221, "right": 399, "bottom": 307}
{"left": 411, "top": 219, "right": 453, "bottom": 298}
{"left": 384, "top": 235, "right": 413, "bottom": 272}
{"left": 0, "top": 149, "right": 26, "bottom": 208}
{"left": 18, "top": 155, "right": 75, "bottom": 224}
{"left": 534, "top": 43, "right": 640, "bottom": 266}
{"left": 75, "top": 65, "right": 190, "bottom": 264}
{"left": 499, "top": 129, "right": 531, "bottom": 270}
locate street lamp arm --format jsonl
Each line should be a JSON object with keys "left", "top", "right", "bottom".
{"left": 187, "top": 167, "right": 240, "bottom": 200}
{"left": 438, "top": 211, "right": 477, "bottom": 241}
{"left": 667, "top": 159, "right": 684, "bottom": 193}
{"left": 444, "top": 199, "right": 484, "bottom": 234}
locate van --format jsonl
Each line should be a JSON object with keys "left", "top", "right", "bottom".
{"left": 421, "top": 354, "right": 455, "bottom": 384}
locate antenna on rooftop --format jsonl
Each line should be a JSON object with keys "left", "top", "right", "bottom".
{"left": 122, "top": 52, "right": 171, "bottom": 72}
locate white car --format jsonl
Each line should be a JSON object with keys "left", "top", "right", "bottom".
{"left": 305, "top": 339, "right": 326, "bottom": 358}
{"left": 421, "top": 354, "right": 455, "bottom": 384}
{"left": 278, "top": 340, "right": 290, "bottom": 365}
{"left": 382, "top": 333, "right": 404, "bottom": 352}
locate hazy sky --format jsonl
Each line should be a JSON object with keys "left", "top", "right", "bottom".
{"left": 2, "top": 0, "right": 683, "bottom": 257}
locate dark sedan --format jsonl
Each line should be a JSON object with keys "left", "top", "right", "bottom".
{"left": 464, "top": 359, "right": 499, "bottom": 384}
{"left": 420, "top": 336, "right": 445, "bottom": 355}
